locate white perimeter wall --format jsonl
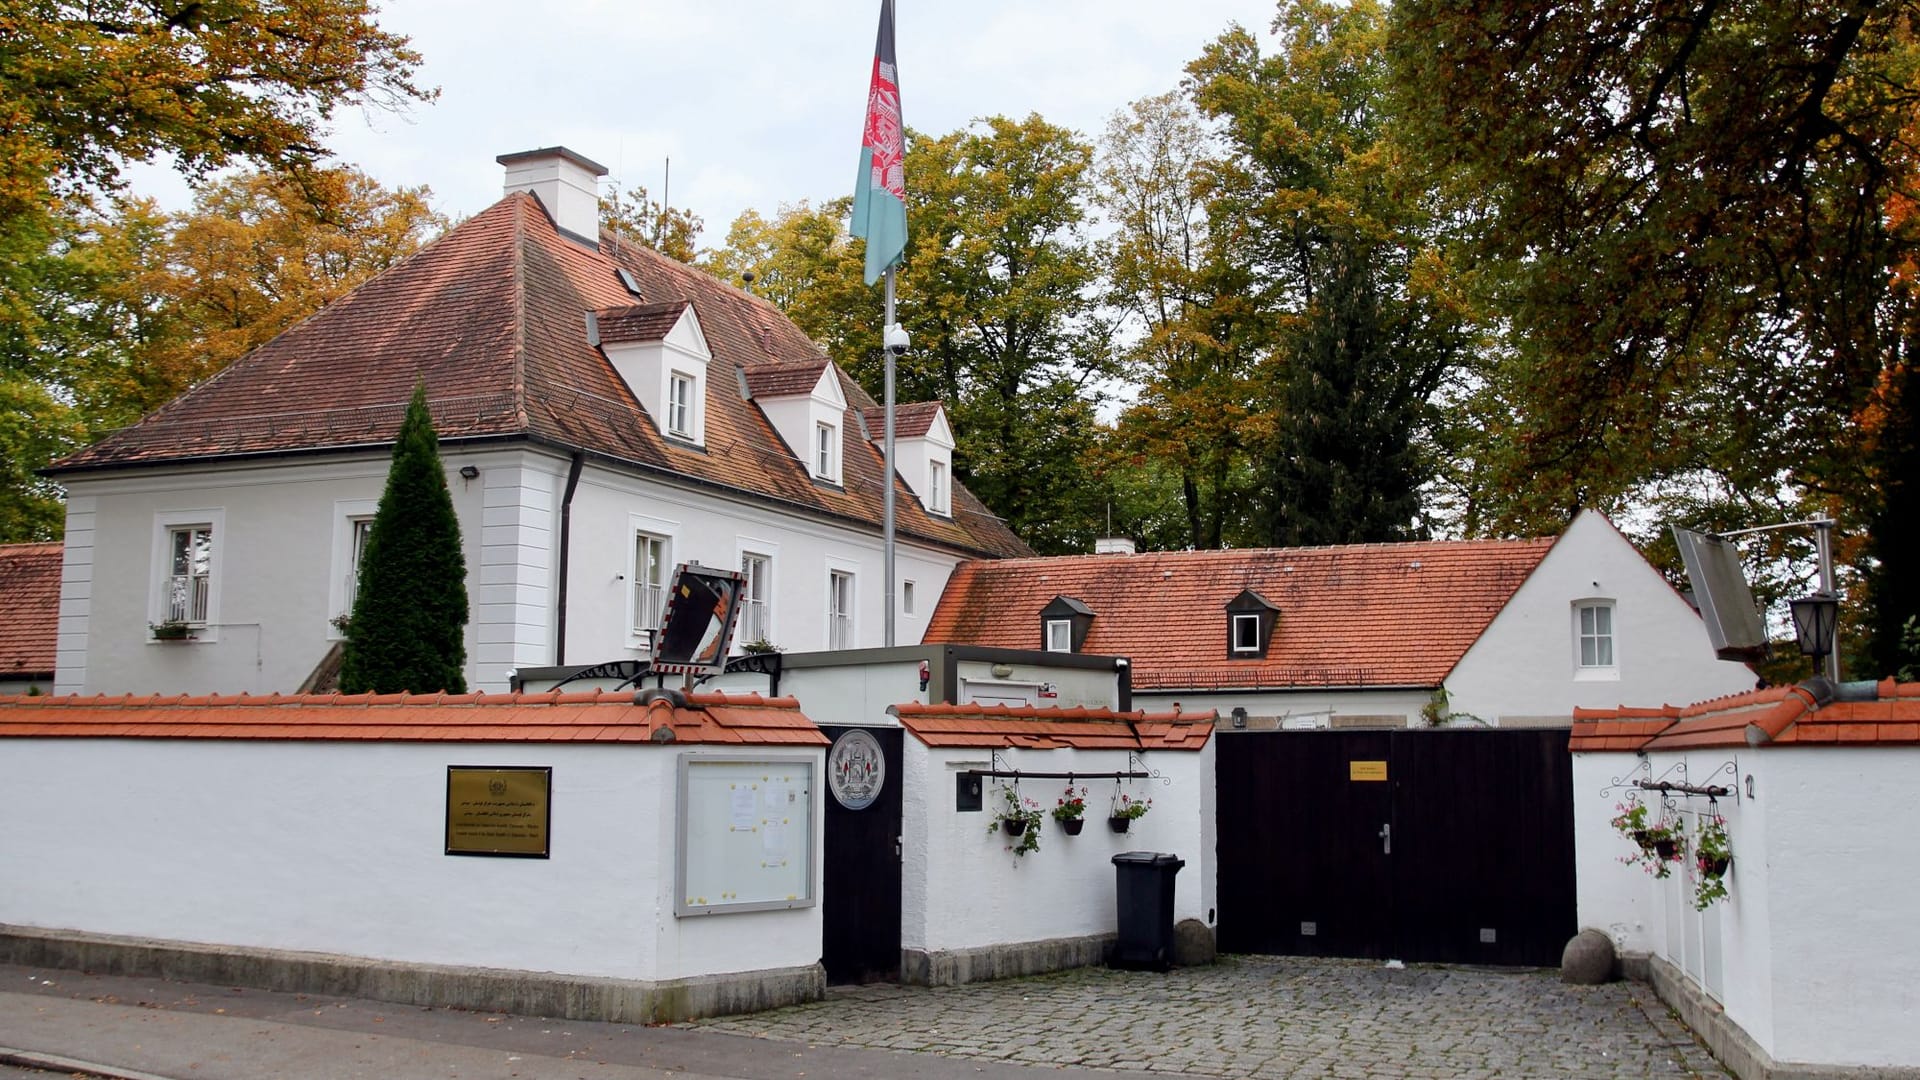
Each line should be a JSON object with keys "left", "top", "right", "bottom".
{"left": 1574, "top": 747, "right": 1920, "bottom": 1069}
{"left": 1450, "top": 512, "right": 1754, "bottom": 725}
{"left": 1, "top": 738, "right": 823, "bottom": 983}
{"left": 900, "top": 739, "right": 1216, "bottom": 957}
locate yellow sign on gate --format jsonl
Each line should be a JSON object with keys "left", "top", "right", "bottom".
{"left": 1348, "top": 760, "right": 1388, "bottom": 782}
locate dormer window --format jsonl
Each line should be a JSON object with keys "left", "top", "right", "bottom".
{"left": 1039, "top": 595, "right": 1095, "bottom": 653}
{"left": 861, "top": 401, "right": 955, "bottom": 515}
{"left": 815, "top": 421, "right": 840, "bottom": 483}
{"left": 1225, "top": 589, "right": 1278, "bottom": 659}
{"left": 590, "top": 300, "right": 711, "bottom": 447}
{"left": 667, "top": 371, "right": 695, "bottom": 438}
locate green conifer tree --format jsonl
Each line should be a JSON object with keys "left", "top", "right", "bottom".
{"left": 339, "top": 384, "right": 468, "bottom": 692}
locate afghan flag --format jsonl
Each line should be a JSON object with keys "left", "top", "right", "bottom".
{"left": 851, "top": 0, "right": 906, "bottom": 286}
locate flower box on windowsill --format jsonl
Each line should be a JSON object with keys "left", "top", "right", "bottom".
{"left": 149, "top": 622, "right": 198, "bottom": 642}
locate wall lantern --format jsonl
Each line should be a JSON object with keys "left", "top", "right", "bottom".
{"left": 458, "top": 465, "right": 480, "bottom": 480}
{"left": 1231, "top": 706, "right": 1248, "bottom": 729}
{"left": 1789, "top": 592, "right": 1839, "bottom": 662}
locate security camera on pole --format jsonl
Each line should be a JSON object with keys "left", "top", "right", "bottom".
{"left": 852, "top": 0, "right": 909, "bottom": 647}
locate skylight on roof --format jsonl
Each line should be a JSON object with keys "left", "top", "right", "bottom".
{"left": 617, "top": 268, "right": 643, "bottom": 297}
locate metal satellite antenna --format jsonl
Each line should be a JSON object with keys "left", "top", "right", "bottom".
{"left": 651, "top": 564, "right": 747, "bottom": 684}
{"left": 1671, "top": 526, "right": 1769, "bottom": 662}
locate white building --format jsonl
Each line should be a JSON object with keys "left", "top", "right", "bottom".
{"left": 46, "top": 147, "right": 1027, "bottom": 696}
{"left": 926, "top": 510, "right": 1756, "bottom": 727}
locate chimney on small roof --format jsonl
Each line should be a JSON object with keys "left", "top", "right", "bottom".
{"left": 498, "top": 146, "right": 607, "bottom": 247}
{"left": 1094, "top": 537, "right": 1137, "bottom": 555}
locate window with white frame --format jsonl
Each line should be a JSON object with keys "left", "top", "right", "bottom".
{"left": 740, "top": 552, "right": 772, "bottom": 645}
{"left": 927, "top": 459, "right": 949, "bottom": 515}
{"left": 345, "top": 517, "right": 375, "bottom": 614}
{"left": 1231, "top": 613, "right": 1261, "bottom": 653}
{"left": 1576, "top": 601, "right": 1615, "bottom": 669}
{"left": 903, "top": 579, "right": 916, "bottom": 616}
{"left": 815, "top": 421, "right": 840, "bottom": 482}
{"left": 166, "top": 524, "right": 214, "bottom": 624}
{"left": 1045, "top": 618, "right": 1071, "bottom": 653}
{"left": 633, "top": 532, "right": 670, "bottom": 644}
{"left": 828, "top": 569, "right": 854, "bottom": 649}
{"left": 667, "top": 371, "right": 694, "bottom": 438}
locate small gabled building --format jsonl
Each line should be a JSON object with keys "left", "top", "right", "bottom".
{"left": 44, "top": 146, "right": 1028, "bottom": 696}
{"left": 926, "top": 510, "right": 1755, "bottom": 728}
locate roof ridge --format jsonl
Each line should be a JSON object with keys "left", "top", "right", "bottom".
{"left": 958, "top": 535, "right": 1556, "bottom": 567}
{"left": 509, "top": 194, "right": 532, "bottom": 431}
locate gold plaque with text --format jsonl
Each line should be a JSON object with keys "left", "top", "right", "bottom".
{"left": 446, "top": 767, "right": 551, "bottom": 857}
{"left": 1348, "top": 760, "right": 1388, "bottom": 782}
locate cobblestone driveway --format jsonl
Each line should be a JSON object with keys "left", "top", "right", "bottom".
{"left": 693, "top": 956, "right": 1726, "bottom": 1078}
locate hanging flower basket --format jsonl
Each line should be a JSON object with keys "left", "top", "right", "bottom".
{"left": 1693, "top": 814, "right": 1733, "bottom": 910}
{"left": 1107, "top": 815, "right": 1130, "bottom": 834}
{"left": 1051, "top": 783, "right": 1088, "bottom": 836}
{"left": 1108, "top": 793, "right": 1151, "bottom": 835}
{"left": 1611, "top": 801, "right": 1686, "bottom": 878}
{"left": 986, "top": 785, "right": 1042, "bottom": 856}
{"left": 1061, "top": 817, "right": 1084, "bottom": 835}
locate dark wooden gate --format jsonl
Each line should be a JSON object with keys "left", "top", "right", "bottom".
{"left": 1217, "top": 728, "right": 1575, "bottom": 966}
{"left": 819, "top": 725, "right": 904, "bottom": 983}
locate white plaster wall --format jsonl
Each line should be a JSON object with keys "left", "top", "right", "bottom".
{"left": 1132, "top": 688, "right": 1430, "bottom": 728}
{"left": 564, "top": 468, "right": 958, "bottom": 660}
{"left": 1449, "top": 512, "right": 1754, "bottom": 725}
{"left": 0, "top": 738, "right": 821, "bottom": 982}
{"left": 1570, "top": 752, "right": 1659, "bottom": 955}
{"left": 473, "top": 461, "right": 563, "bottom": 691}
{"left": 900, "top": 739, "right": 1215, "bottom": 956}
{"left": 57, "top": 452, "right": 501, "bottom": 695}
{"left": 954, "top": 659, "right": 1121, "bottom": 710}
{"left": 773, "top": 663, "right": 921, "bottom": 726}
{"left": 1751, "top": 748, "right": 1920, "bottom": 1067}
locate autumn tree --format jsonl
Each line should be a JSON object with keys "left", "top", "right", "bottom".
{"left": 702, "top": 198, "right": 877, "bottom": 364}
{"left": 1388, "top": 0, "right": 1920, "bottom": 551}
{"left": 1190, "top": 1, "right": 1467, "bottom": 546}
{"left": 1098, "top": 92, "right": 1261, "bottom": 549}
{"left": 0, "top": 0, "right": 431, "bottom": 235}
{"left": 339, "top": 384, "right": 469, "bottom": 694}
{"left": 601, "top": 183, "right": 703, "bottom": 263}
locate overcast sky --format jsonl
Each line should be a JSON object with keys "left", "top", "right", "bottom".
{"left": 130, "top": 0, "right": 1280, "bottom": 240}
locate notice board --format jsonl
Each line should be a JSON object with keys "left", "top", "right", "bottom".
{"left": 675, "top": 755, "right": 815, "bottom": 916}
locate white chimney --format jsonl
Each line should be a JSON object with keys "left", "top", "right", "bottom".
{"left": 1094, "top": 537, "right": 1137, "bottom": 555}
{"left": 497, "top": 147, "right": 607, "bottom": 245}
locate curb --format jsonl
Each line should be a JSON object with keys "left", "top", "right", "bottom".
{"left": 0, "top": 1046, "right": 185, "bottom": 1080}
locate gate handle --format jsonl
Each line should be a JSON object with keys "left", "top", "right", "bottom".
{"left": 1378, "top": 822, "right": 1391, "bottom": 854}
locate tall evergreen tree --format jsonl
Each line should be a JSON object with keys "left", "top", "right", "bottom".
{"left": 339, "top": 384, "right": 468, "bottom": 693}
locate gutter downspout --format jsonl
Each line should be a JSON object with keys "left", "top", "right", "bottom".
{"left": 554, "top": 452, "right": 586, "bottom": 665}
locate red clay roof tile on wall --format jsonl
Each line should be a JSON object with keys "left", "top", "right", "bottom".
{"left": 890, "top": 702, "right": 1213, "bottom": 751}
{"left": 0, "top": 689, "right": 829, "bottom": 746}
{"left": 0, "top": 543, "right": 61, "bottom": 678}
{"left": 924, "top": 539, "right": 1556, "bottom": 691}
{"left": 48, "top": 194, "right": 1028, "bottom": 560}
{"left": 1571, "top": 679, "right": 1920, "bottom": 750}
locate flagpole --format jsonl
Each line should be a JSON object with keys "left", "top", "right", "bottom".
{"left": 884, "top": 265, "right": 897, "bottom": 648}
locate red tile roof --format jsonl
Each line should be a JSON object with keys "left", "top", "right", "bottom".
{"left": 595, "top": 301, "right": 689, "bottom": 344}
{"left": 922, "top": 538, "right": 1558, "bottom": 691}
{"left": 741, "top": 358, "right": 830, "bottom": 398}
{"left": 0, "top": 689, "right": 829, "bottom": 746}
{"left": 0, "top": 543, "right": 60, "bottom": 678}
{"left": 47, "top": 194, "right": 1027, "bottom": 560}
{"left": 890, "top": 702, "right": 1214, "bottom": 751}
{"left": 1570, "top": 679, "right": 1920, "bottom": 750}
{"left": 861, "top": 402, "right": 942, "bottom": 439}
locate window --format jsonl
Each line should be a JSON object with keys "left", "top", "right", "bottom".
{"left": 633, "top": 533, "right": 670, "bottom": 643}
{"left": 344, "top": 517, "right": 375, "bottom": 615}
{"left": 1045, "top": 618, "right": 1071, "bottom": 653}
{"left": 927, "top": 459, "right": 949, "bottom": 514}
{"left": 167, "top": 524, "right": 213, "bottom": 624}
{"left": 740, "top": 552, "right": 771, "bottom": 645}
{"left": 1231, "top": 613, "right": 1261, "bottom": 653}
{"left": 1577, "top": 602, "right": 1615, "bottom": 669}
{"left": 667, "top": 371, "right": 694, "bottom": 438}
{"left": 828, "top": 570, "right": 854, "bottom": 649}
{"left": 903, "top": 579, "right": 916, "bottom": 616}
{"left": 815, "top": 422, "right": 839, "bottom": 482}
